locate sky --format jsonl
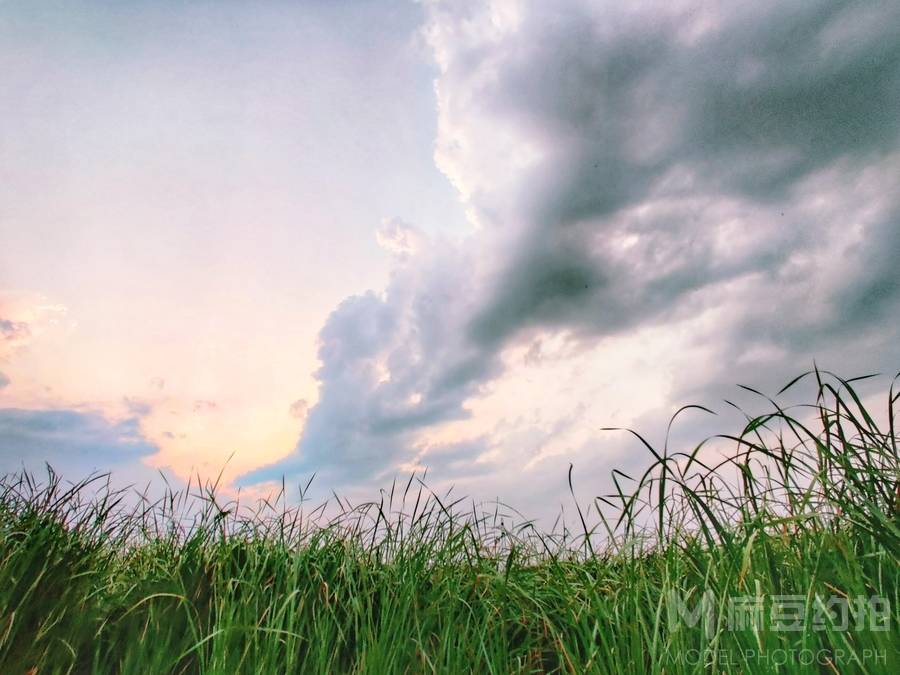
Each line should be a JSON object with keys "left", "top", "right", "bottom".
{"left": 2, "top": 0, "right": 899, "bottom": 517}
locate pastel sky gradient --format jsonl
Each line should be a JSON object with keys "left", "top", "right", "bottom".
{"left": 2, "top": 0, "right": 899, "bottom": 515}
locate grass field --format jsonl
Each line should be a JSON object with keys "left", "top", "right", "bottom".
{"left": 1, "top": 370, "right": 898, "bottom": 674}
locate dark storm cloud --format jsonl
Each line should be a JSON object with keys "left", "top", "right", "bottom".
{"left": 241, "top": 0, "right": 900, "bottom": 489}
{"left": 0, "top": 407, "right": 159, "bottom": 476}
{"left": 464, "top": 0, "right": 900, "bottom": 347}
{"left": 827, "top": 208, "right": 900, "bottom": 327}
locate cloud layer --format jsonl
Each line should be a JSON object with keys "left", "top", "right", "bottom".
{"left": 242, "top": 0, "right": 900, "bottom": 494}
{"left": 0, "top": 407, "right": 159, "bottom": 477}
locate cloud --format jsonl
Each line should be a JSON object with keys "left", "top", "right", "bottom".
{"left": 0, "top": 372, "right": 9, "bottom": 390}
{"left": 240, "top": 236, "right": 498, "bottom": 486}
{"left": 410, "top": 437, "right": 495, "bottom": 479}
{"left": 241, "top": 0, "right": 900, "bottom": 493}
{"left": 192, "top": 400, "right": 219, "bottom": 413}
{"left": 288, "top": 399, "right": 309, "bottom": 420}
{"left": 435, "top": 0, "right": 900, "bottom": 349}
{"left": 0, "top": 294, "right": 69, "bottom": 363}
{"left": 0, "top": 318, "right": 30, "bottom": 344}
{"left": 123, "top": 397, "right": 153, "bottom": 417}
{"left": 376, "top": 217, "right": 426, "bottom": 258}
{"left": 0, "top": 407, "right": 160, "bottom": 477}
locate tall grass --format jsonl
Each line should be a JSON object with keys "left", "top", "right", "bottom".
{"left": 0, "top": 370, "right": 897, "bottom": 673}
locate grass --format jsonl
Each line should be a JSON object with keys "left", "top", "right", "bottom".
{"left": 0, "top": 369, "right": 897, "bottom": 673}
